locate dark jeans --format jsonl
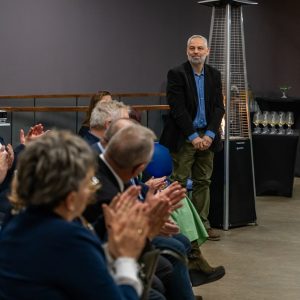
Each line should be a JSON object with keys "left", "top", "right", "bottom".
{"left": 152, "top": 234, "right": 194, "bottom": 300}
{"left": 149, "top": 288, "right": 166, "bottom": 300}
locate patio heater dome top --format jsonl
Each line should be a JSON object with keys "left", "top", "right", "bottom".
{"left": 197, "top": 0, "right": 258, "bottom": 7}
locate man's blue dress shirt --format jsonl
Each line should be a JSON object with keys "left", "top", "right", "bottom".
{"left": 188, "top": 69, "right": 215, "bottom": 142}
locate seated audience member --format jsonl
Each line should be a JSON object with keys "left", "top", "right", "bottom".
{"left": 78, "top": 91, "right": 112, "bottom": 137}
{"left": 85, "top": 122, "right": 160, "bottom": 225}
{"left": 85, "top": 124, "right": 197, "bottom": 300}
{"left": 0, "top": 130, "right": 148, "bottom": 300}
{"left": 0, "top": 125, "right": 47, "bottom": 221}
{"left": 82, "top": 100, "right": 129, "bottom": 147}
{"left": 102, "top": 119, "right": 225, "bottom": 286}
{"left": 93, "top": 117, "right": 139, "bottom": 154}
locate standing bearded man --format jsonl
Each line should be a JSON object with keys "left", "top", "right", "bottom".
{"left": 160, "top": 35, "right": 225, "bottom": 241}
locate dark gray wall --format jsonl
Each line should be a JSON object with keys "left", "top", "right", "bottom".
{"left": 0, "top": 0, "right": 299, "bottom": 144}
{"left": 0, "top": 0, "right": 299, "bottom": 96}
{"left": 0, "top": 0, "right": 211, "bottom": 94}
{"left": 244, "top": 0, "right": 300, "bottom": 97}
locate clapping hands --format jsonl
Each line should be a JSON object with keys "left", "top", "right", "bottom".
{"left": 102, "top": 180, "right": 185, "bottom": 259}
{"left": 0, "top": 143, "right": 14, "bottom": 184}
{"left": 145, "top": 176, "right": 167, "bottom": 191}
{"left": 103, "top": 186, "right": 149, "bottom": 259}
{"left": 20, "top": 123, "right": 49, "bottom": 145}
{"left": 145, "top": 181, "right": 185, "bottom": 238}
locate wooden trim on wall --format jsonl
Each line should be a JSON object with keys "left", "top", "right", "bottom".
{"left": 0, "top": 92, "right": 166, "bottom": 100}
{"left": 0, "top": 105, "right": 170, "bottom": 112}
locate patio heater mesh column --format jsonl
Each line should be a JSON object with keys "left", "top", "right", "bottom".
{"left": 198, "top": 0, "right": 257, "bottom": 229}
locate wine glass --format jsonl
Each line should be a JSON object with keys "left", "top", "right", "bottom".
{"left": 261, "top": 111, "right": 270, "bottom": 134}
{"left": 279, "top": 86, "right": 291, "bottom": 99}
{"left": 269, "top": 111, "right": 278, "bottom": 134}
{"left": 278, "top": 111, "right": 286, "bottom": 135}
{"left": 286, "top": 111, "right": 294, "bottom": 135}
{"left": 253, "top": 111, "right": 262, "bottom": 134}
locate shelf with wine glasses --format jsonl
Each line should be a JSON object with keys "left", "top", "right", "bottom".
{"left": 252, "top": 111, "right": 295, "bottom": 136}
{"left": 254, "top": 97, "right": 300, "bottom": 176}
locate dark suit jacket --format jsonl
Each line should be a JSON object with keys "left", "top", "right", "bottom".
{"left": 91, "top": 141, "right": 104, "bottom": 155}
{"left": 160, "top": 61, "right": 225, "bottom": 153}
{"left": 84, "top": 156, "right": 122, "bottom": 239}
{"left": 78, "top": 125, "right": 89, "bottom": 138}
{"left": 84, "top": 156, "right": 121, "bottom": 220}
{"left": 82, "top": 130, "right": 100, "bottom": 146}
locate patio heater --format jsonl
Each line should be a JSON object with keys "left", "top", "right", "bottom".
{"left": 198, "top": 0, "right": 257, "bottom": 229}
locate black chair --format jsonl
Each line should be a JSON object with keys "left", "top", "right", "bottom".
{"left": 139, "top": 249, "right": 161, "bottom": 300}
{"left": 139, "top": 248, "right": 188, "bottom": 300}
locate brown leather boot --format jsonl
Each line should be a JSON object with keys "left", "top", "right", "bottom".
{"left": 188, "top": 241, "right": 215, "bottom": 274}
{"left": 188, "top": 241, "right": 225, "bottom": 286}
{"left": 207, "top": 228, "right": 221, "bottom": 241}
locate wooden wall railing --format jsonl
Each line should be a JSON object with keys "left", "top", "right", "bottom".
{"left": 0, "top": 92, "right": 169, "bottom": 112}
{"left": 0, "top": 92, "right": 166, "bottom": 100}
{"left": 0, "top": 105, "right": 170, "bottom": 112}
{"left": 0, "top": 93, "right": 169, "bottom": 145}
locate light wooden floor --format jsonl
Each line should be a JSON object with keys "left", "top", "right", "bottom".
{"left": 193, "top": 177, "right": 300, "bottom": 300}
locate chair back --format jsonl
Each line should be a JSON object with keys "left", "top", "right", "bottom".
{"left": 139, "top": 249, "right": 160, "bottom": 300}
{"left": 145, "top": 142, "right": 173, "bottom": 178}
{"left": 139, "top": 247, "right": 187, "bottom": 300}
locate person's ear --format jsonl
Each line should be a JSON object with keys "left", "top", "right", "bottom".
{"left": 104, "top": 119, "right": 112, "bottom": 130}
{"left": 64, "top": 191, "right": 77, "bottom": 212}
{"left": 132, "top": 163, "right": 146, "bottom": 177}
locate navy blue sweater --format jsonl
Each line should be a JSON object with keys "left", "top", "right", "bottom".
{"left": 0, "top": 207, "right": 139, "bottom": 300}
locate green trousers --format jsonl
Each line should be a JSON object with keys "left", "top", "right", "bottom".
{"left": 170, "top": 140, "right": 214, "bottom": 229}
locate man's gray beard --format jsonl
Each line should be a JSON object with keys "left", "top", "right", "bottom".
{"left": 188, "top": 56, "right": 206, "bottom": 65}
